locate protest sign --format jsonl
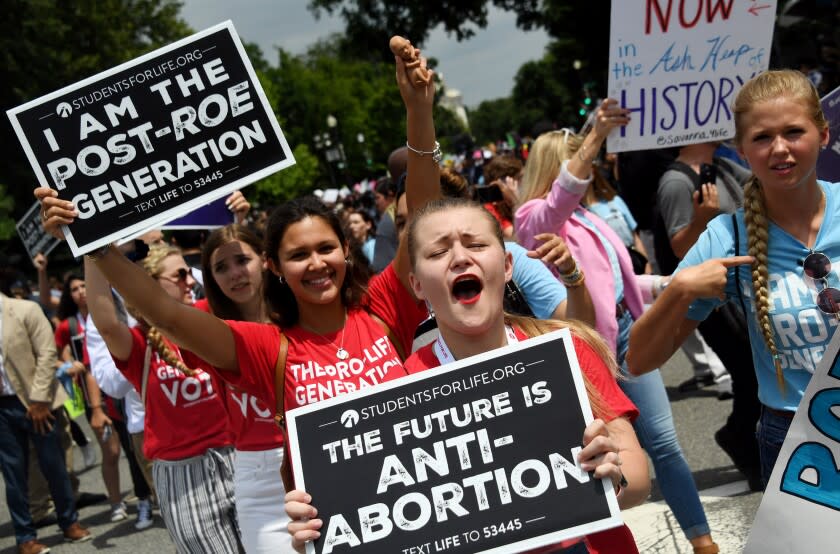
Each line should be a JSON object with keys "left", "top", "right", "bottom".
{"left": 7, "top": 21, "right": 294, "bottom": 257}
{"left": 607, "top": 0, "right": 776, "bottom": 153}
{"left": 162, "top": 196, "right": 233, "bottom": 229}
{"left": 16, "top": 201, "right": 61, "bottom": 260}
{"left": 816, "top": 85, "right": 840, "bottom": 183}
{"left": 745, "top": 327, "right": 840, "bottom": 553}
{"left": 287, "top": 329, "right": 622, "bottom": 554}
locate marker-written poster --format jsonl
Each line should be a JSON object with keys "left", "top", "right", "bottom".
{"left": 287, "top": 329, "right": 623, "bottom": 554}
{"left": 7, "top": 21, "right": 294, "bottom": 257}
{"left": 745, "top": 329, "right": 840, "bottom": 552}
{"left": 607, "top": 0, "right": 776, "bottom": 153}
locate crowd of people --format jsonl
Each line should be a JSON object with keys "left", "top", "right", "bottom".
{"left": 1, "top": 37, "right": 836, "bottom": 554}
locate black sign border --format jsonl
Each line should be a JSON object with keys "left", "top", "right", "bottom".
{"left": 287, "top": 328, "right": 624, "bottom": 554}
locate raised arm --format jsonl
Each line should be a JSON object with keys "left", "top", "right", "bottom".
{"left": 83, "top": 257, "right": 136, "bottom": 362}
{"left": 36, "top": 187, "right": 240, "bottom": 372}
{"left": 33, "top": 253, "right": 59, "bottom": 311}
{"left": 515, "top": 100, "right": 630, "bottom": 247}
{"left": 392, "top": 50, "right": 440, "bottom": 292}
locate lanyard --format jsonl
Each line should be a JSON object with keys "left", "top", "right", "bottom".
{"left": 433, "top": 325, "right": 519, "bottom": 365}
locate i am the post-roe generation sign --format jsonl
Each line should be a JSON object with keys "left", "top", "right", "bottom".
{"left": 7, "top": 21, "right": 294, "bottom": 257}
{"left": 607, "top": 0, "right": 776, "bottom": 153}
{"left": 287, "top": 329, "right": 623, "bottom": 554}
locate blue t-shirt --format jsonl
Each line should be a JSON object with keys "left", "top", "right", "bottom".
{"left": 507, "top": 242, "right": 567, "bottom": 320}
{"left": 677, "top": 180, "right": 840, "bottom": 410}
{"left": 588, "top": 196, "right": 638, "bottom": 248}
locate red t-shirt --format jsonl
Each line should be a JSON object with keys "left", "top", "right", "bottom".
{"left": 193, "top": 299, "right": 283, "bottom": 451}
{"left": 55, "top": 316, "right": 89, "bottom": 366}
{"left": 114, "top": 327, "right": 233, "bottom": 460}
{"left": 483, "top": 202, "right": 514, "bottom": 231}
{"left": 364, "top": 263, "right": 428, "bottom": 356}
{"left": 404, "top": 329, "right": 639, "bottom": 554}
{"left": 219, "top": 309, "right": 407, "bottom": 411}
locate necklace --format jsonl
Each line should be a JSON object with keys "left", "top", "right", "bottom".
{"left": 305, "top": 311, "right": 349, "bottom": 360}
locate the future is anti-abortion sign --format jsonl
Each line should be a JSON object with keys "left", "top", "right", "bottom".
{"left": 7, "top": 21, "right": 294, "bottom": 257}
{"left": 607, "top": 0, "right": 776, "bottom": 153}
{"left": 287, "top": 329, "right": 622, "bottom": 554}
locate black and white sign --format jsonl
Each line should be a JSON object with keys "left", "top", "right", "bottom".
{"left": 16, "top": 201, "right": 61, "bottom": 260}
{"left": 287, "top": 329, "right": 622, "bottom": 554}
{"left": 7, "top": 21, "right": 294, "bottom": 257}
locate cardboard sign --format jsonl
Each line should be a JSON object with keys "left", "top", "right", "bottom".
{"left": 816, "top": 85, "right": 840, "bottom": 183}
{"left": 607, "top": 0, "right": 776, "bottom": 153}
{"left": 744, "top": 328, "right": 840, "bottom": 553}
{"left": 287, "top": 329, "right": 622, "bottom": 554}
{"left": 162, "top": 196, "right": 233, "bottom": 229}
{"left": 16, "top": 201, "right": 61, "bottom": 260}
{"left": 7, "top": 21, "right": 294, "bottom": 257}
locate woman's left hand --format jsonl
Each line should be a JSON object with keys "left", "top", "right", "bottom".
{"left": 577, "top": 418, "right": 624, "bottom": 492}
{"left": 226, "top": 191, "right": 251, "bottom": 223}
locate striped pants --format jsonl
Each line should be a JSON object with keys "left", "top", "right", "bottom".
{"left": 153, "top": 447, "right": 244, "bottom": 553}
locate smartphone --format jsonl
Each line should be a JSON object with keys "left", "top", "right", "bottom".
{"left": 101, "top": 424, "right": 112, "bottom": 442}
{"left": 476, "top": 184, "right": 504, "bottom": 203}
{"left": 698, "top": 163, "right": 717, "bottom": 204}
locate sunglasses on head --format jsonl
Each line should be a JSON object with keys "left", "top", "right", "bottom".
{"left": 803, "top": 251, "right": 840, "bottom": 315}
{"left": 159, "top": 267, "right": 192, "bottom": 285}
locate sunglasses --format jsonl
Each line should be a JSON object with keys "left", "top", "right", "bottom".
{"left": 158, "top": 267, "right": 193, "bottom": 285}
{"left": 803, "top": 251, "right": 840, "bottom": 315}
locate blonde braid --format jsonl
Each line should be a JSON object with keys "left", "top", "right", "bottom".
{"left": 743, "top": 176, "right": 784, "bottom": 391}
{"left": 147, "top": 327, "right": 196, "bottom": 376}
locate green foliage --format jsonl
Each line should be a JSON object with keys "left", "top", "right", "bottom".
{"left": 468, "top": 98, "right": 515, "bottom": 144}
{"left": 0, "top": 183, "right": 15, "bottom": 240}
{"left": 252, "top": 144, "right": 321, "bottom": 206}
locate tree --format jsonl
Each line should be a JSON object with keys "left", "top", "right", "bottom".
{"left": 252, "top": 144, "right": 322, "bottom": 205}
{"left": 308, "top": 0, "right": 542, "bottom": 62}
{"left": 468, "top": 98, "right": 515, "bottom": 143}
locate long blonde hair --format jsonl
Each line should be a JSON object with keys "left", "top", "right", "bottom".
{"left": 128, "top": 244, "right": 196, "bottom": 376}
{"left": 733, "top": 69, "right": 828, "bottom": 390}
{"left": 518, "top": 130, "right": 578, "bottom": 206}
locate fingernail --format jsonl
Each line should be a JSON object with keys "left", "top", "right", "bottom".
{"left": 304, "top": 494, "right": 311, "bottom": 503}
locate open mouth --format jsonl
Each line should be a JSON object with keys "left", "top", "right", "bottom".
{"left": 451, "top": 274, "right": 483, "bottom": 304}
{"left": 230, "top": 282, "right": 249, "bottom": 292}
{"left": 771, "top": 162, "right": 795, "bottom": 173}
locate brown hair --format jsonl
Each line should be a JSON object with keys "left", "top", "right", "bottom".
{"left": 733, "top": 70, "right": 827, "bottom": 390}
{"left": 407, "top": 196, "right": 615, "bottom": 417}
{"left": 201, "top": 224, "right": 265, "bottom": 321}
{"left": 132, "top": 244, "right": 197, "bottom": 375}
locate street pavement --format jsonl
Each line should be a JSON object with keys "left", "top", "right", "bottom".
{"left": 1, "top": 348, "right": 762, "bottom": 553}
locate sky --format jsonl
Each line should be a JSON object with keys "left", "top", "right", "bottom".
{"left": 179, "top": 0, "right": 551, "bottom": 108}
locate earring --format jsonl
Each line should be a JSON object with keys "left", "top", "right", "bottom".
{"left": 278, "top": 275, "right": 285, "bottom": 284}
{"left": 821, "top": 145, "right": 828, "bottom": 151}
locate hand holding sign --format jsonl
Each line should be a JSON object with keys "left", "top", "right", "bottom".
{"left": 591, "top": 99, "right": 631, "bottom": 141}
{"left": 35, "top": 186, "right": 77, "bottom": 240}
{"left": 285, "top": 490, "right": 322, "bottom": 552}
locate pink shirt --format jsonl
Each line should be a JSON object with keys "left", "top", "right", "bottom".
{"left": 515, "top": 162, "right": 644, "bottom": 352}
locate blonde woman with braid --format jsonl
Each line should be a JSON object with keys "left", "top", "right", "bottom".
{"left": 627, "top": 69, "right": 837, "bottom": 485}
{"left": 79, "top": 246, "right": 242, "bottom": 553}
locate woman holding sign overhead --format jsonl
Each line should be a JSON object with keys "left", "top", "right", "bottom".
{"left": 627, "top": 69, "right": 840, "bottom": 485}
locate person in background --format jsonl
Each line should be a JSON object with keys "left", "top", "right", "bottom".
{"left": 481, "top": 155, "right": 521, "bottom": 238}
{"left": 346, "top": 209, "right": 377, "bottom": 264}
{"left": 628, "top": 69, "right": 840, "bottom": 485}
{"left": 0, "top": 285, "right": 91, "bottom": 554}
